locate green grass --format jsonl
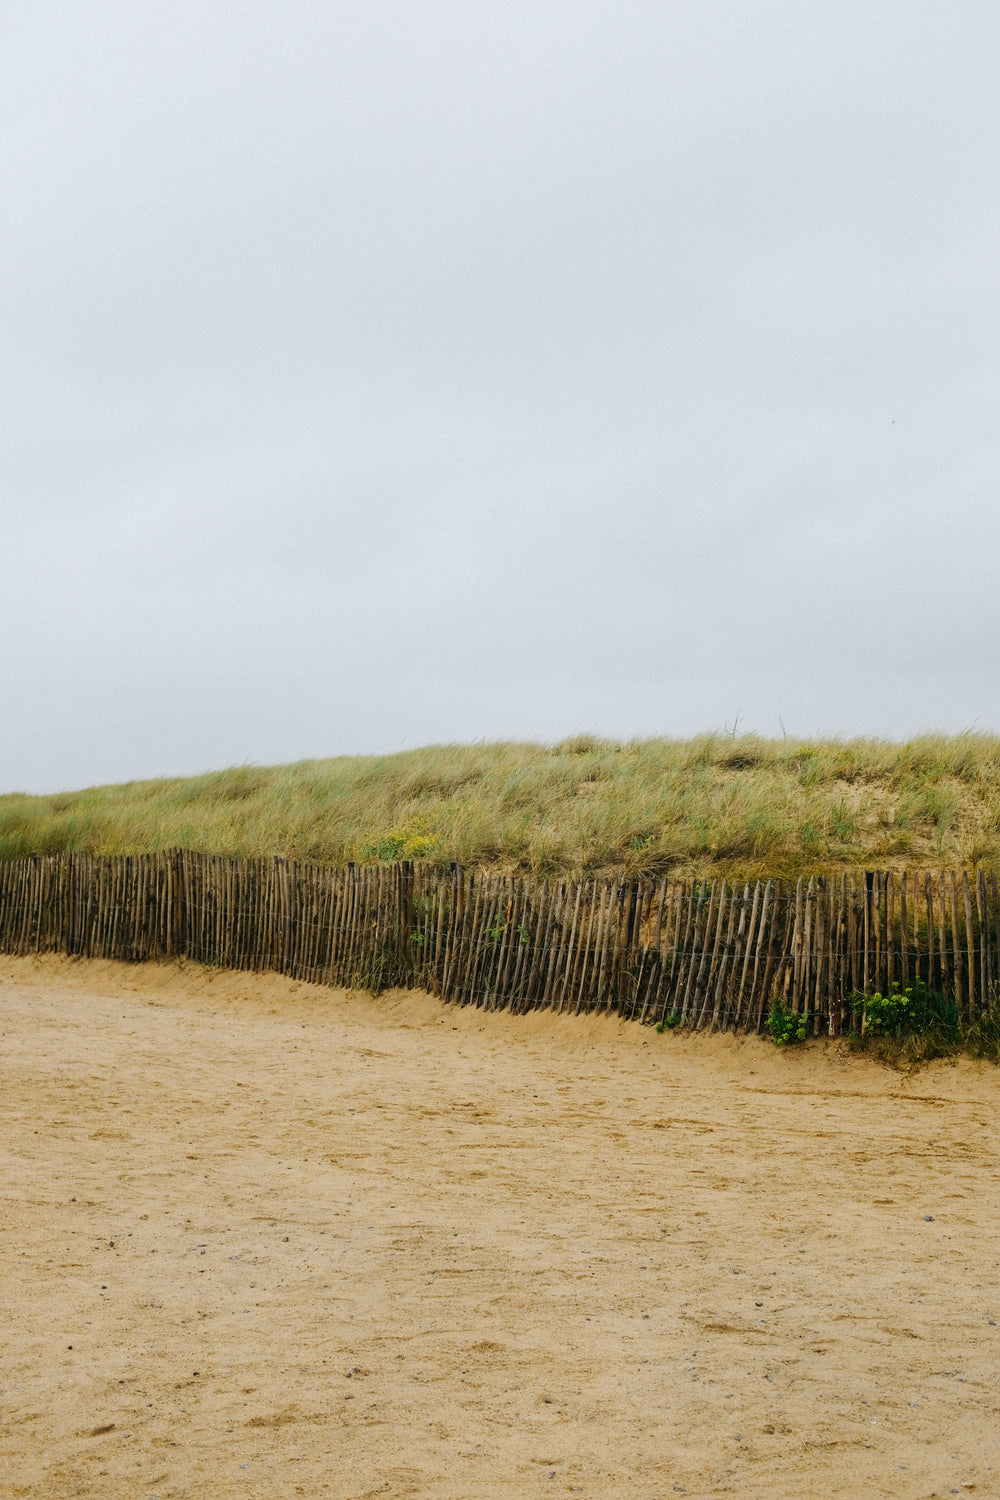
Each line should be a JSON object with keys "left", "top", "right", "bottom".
{"left": 4, "top": 733, "right": 1000, "bottom": 881}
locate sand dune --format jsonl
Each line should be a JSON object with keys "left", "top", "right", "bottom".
{"left": 2, "top": 954, "right": 999, "bottom": 1498}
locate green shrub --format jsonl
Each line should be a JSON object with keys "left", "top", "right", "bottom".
{"left": 767, "top": 999, "right": 811, "bottom": 1045}
{"left": 854, "top": 981, "right": 958, "bottom": 1038}
{"left": 845, "top": 981, "right": 964, "bottom": 1065}
{"left": 862, "top": 986, "right": 916, "bottom": 1036}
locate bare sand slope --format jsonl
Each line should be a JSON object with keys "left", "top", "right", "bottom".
{"left": 2, "top": 956, "right": 999, "bottom": 1500}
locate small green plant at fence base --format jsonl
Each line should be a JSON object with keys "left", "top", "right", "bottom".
{"left": 655, "top": 1009, "right": 682, "bottom": 1033}
{"left": 860, "top": 986, "right": 915, "bottom": 1036}
{"left": 767, "top": 999, "right": 811, "bottom": 1046}
{"left": 845, "top": 981, "right": 968, "bottom": 1065}
{"left": 852, "top": 980, "right": 958, "bottom": 1038}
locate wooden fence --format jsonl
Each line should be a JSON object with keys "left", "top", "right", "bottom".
{"left": 1, "top": 852, "right": 999, "bottom": 1032}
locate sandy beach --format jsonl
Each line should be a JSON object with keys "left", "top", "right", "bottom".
{"left": 2, "top": 953, "right": 998, "bottom": 1498}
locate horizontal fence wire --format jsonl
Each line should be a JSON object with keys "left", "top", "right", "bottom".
{"left": 1, "top": 853, "right": 999, "bottom": 1032}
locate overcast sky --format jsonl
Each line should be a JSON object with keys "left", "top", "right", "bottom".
{"left": 3, "top": 1, "right": 999, "bottom": 793}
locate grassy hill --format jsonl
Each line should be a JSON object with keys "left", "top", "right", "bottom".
{"left": 3, "top": 734, "right": 1000, "bottom": 881}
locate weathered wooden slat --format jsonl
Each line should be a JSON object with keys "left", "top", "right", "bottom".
{"left": 923, "top": 872, "right": 934, "bottom": 992}
{"left": 916, "top": 869, "right": 926, "bottom": 990}
{"left": 690, "top": 881, "right": 722, "bottom": 1028}
{"left": 747, "top": 880, "right": 774, "bottom": 1031}
{"left": 478, "top": 875, "right": 507, "bottom": 1008}
{"left": 949, "top": 870, "right": 964, "bottom": 1014}
{"left": 479, "top": 874, "right": 508, "bottom": 1008}
{"left": 827, "top": 876, "right": 844, "bottom": 1036}
{"left": 523, "top": 880, "right": 547, "bottom": 1008}
{"left": 556, "top": 880, "right": 584, "bottom": 1015}
{"left": 990, "top": 871, "right": 1000, "bottom": 1014}
{"left": 878, "top": 871, "right": 888, "bottom": 995}
{"left": 963, "top": 870, "right": 977, "bottom": 1018}
{"left": 503, "top": 881, "right": 531, "bottom": 1010}
{"left": 636, "top": 880, "right": 667, "bottom": 1025}
{"left": 593, "top": 883, "right": 618, "bottom": 1015}
{"left": 666, "top": 880, "right": 687, "bottom": 1007}
{"left": 473, "top": 874, "right": 497, "bottom": 1007}
{"left": 763, "top": 884, "right": 795, "bottom": 1022}
{"left": 496, "top": 878, "right": 524, "bottom": 1007}
{"left": 539, "top": 883, "right": 567, "bottom": 1011}
{"left": 565, "top": 881, "right": 593, "bottom": 1015}
{"left": 885, "top": 872, "right": 895, "bottom": 995}
{"left": 445, "top": 867, "right": 474, "bottom": 1002}
{"left": 810, "top": 878, "right": 826, "bottom": 1033}
{"left": 439, "top": 865, "right": 463, "bottom": 1000}
{"left": 976, "top": 868, "right": 991, "bottom": 1011}
{"left": 709, "top": 882, "right": 740, "bottom": 1030}
{"left": 731, "top": 881, "right": 760, "bottom": 1029}
{"left": 645, "top": 879, "right": 678, "bottom": 1024}
{"left": 679, "top": 881, "right": 709, "bottom": 1022}
{"left": 801, "top": 875, "right": 816, "bottom": 1017}
{"left": 572, "top": 884, "right": 601, "bottom": 1015}
{"left": 791, "top": 876, "right": 805, "bottom": 1012}
{"left": 862, "top": 872, "right": 873, "bottom": 995}
{"left": 695, "top": 879, "right": 727, "bottom": 1029}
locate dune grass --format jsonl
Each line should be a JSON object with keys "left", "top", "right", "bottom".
{"left": 3, "top": 733, "right": 1000, "bottom": 881}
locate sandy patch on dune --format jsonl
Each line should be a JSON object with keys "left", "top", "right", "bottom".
{"left": 2, "top": 953, "right": 999, "bottom": 1499}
